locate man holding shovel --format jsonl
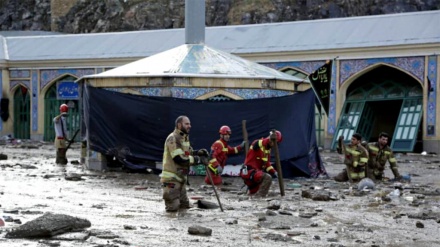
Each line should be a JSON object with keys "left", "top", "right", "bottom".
{"left": 240, "top": 130, "right": 282, "bottom": 198}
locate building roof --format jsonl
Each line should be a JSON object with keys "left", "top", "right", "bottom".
{"left": 1, "top": 10, "right": 440, "bottom": 62}
{"left": 83, "top": 44, "right": 305, "bottom": 82}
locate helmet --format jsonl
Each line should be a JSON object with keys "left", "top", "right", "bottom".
{"left": 270, "top": 130, "right": 283, "bottom": 143}
{"left": 60, "top": 104, "right": 68, "bottom": 113}
{"left": 219, "top": 125, "right": 231, "bottom": 135}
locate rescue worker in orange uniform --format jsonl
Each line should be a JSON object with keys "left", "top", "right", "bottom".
{"left": 334, "top": 133, "right": 369, "bottom": 182}
{"left": 365, "top": 132, "right": 402, "bottom": 181}
{"left": 160, "top": 115, "right": 209, "bottom": 212}
{"left": 53, "top": 104, "right": 70, "bottom": 165}
{"left": 205, "top": 125, "right": 246, "bottom": 185}
{"left": 240, "top": 130, "right": 282, "bottom": 198}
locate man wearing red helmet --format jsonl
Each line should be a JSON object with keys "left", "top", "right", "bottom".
{"left": 53, "top": 104, "right": 70, "bottom": 164}
{"left": 205, "top": 125, "right": 246, "bottom": 185}
{"left": 240, "top": 130, "right": 282, "bottom": 198}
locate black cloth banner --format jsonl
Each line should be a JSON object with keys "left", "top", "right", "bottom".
{"left": 308, "top": 60, "right": 332, "bottom": 116}
{"left": 82, "top": 85, "right": 327, "bottom": 178}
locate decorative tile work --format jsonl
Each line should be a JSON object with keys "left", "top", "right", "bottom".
{"left": 32, "top": 71, "right": 38, "bottom": 131}
{"left": 328, "top": 61, "right": 337, "bottom": 134}
{"left": 104, "top": 87, "right": 291, "bottom": 99}
{"left": 136, "top": 87, "right": 163, "bottom": 96}
{"left": 9, "top": 70, "right": 31, "bottom": 78}
{"left": 10, "top": 80, "right": 30, "bottom": 92}
{"left": 225, "top": 88, "right": 290, "bottom": 99}
{"left": 40, "top": 69, "right": 95, "bottom": 90}
{"left": 427, "top": 56, "right": 437, "bottom": 136}
{"left": 340, "top": 57, "right": 424, "bottom": 85}
{"left": 171, "top": 88, "right": 291, "bottom": 99}
{"left": 171, "top": 88, "right": 213, "bottom": 99}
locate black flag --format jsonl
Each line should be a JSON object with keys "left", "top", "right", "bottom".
{"left": 308, "top": 60, "right": 332, "bottom": 116}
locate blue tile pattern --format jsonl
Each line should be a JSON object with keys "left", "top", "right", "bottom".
{"left": 10, "top": 80, "right": 30, "bottom": 92}
{"left": 340, "top": 57, "right": 424, "bottom": 85}
{"left": 427, "top": 56, "right": 437, "bottom": 136}
{"left": 104, "top": 87, "right": 291, "bottom": 99}
{"left": 32, "top": 71, "right": 38, "bottom": 131}
{"left": 9, "top": 70, "right": 30, "bottom": 78}
{"left": 328, "top": 60, "right": 337, "bottom": 134}
{"left": 40, "top": 69, "right": 95, "bottom": 90}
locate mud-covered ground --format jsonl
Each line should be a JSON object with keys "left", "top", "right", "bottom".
{"left": 0, "top": 142, "right": 439, "bottom": 247}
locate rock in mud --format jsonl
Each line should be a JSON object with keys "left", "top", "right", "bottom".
{"left": 5, "top": 212, "right": 91, "bottom": 238}
{"left": 65, "top": 173, "right": 83, "bottom": 181}
{"left": 264, "top": 233, "right": 296, "bottom": 242}
{"left": 302, "top": 190, "right": 333, "bottom": 201}
{"left": 225, "top": 218, "right": 238, "bottom": 224}
{"left": 188, "top": 225, "right": 212, "bottom": 236}
{"left": 299, "top": 212, "right": 318, "bottom": 218}
{"left": 357, "top": 178, "right": 375, "bottom": 191}
{"left": 196, "top": 200, "right": 219, "bottom": 209}
{"left": 408, "top": 211, "right": 440, "bottom": 221}
{"left": 267, "top": 200, "right": 281, "bottom": 210}
{"left": 0, "top": 153, "right": 7, "bottom": 160}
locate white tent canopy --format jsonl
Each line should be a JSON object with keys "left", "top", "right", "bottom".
{"left": 83, "top": 44, "right": 306, "bottom": 83}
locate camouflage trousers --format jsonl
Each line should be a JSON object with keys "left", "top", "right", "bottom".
{"left": 334, "top": 168, "right": 364, "bottom": 183}
{"left": 162, "top": 181, "right": 190, "bottom": 212}
{"left": 56, "top": 148, "right": 68, "bottom": 165}
{"left": 251, "top": 173, "right": 272, "bottom": 197}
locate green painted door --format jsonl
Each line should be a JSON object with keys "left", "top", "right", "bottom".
{"left": 356, "top": 103, "right": 375, "bottom": 142}
{"left": 332, "top": 101, "right": 365, "bottom": 149}
{"left": 13, "top": 88, "right": 31, "bottom": 139}
{"left": 44, "top": 85, "right": 80, "bottom": 142}
{"left": 391, "top": 98, "right": 423, "bottom": 152}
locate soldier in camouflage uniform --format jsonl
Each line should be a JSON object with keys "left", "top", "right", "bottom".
{"left": 365, "top": 132, "right": 401, "bottom": 181}
{"left": 334, "top": 133, "right": 369, "bottom": 182}
{"left": 160, "top": 116, "right": 209, "bottom": 212}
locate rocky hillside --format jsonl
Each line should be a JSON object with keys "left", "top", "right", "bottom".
{"left": 0, "top": 0, "right": 439, "bottom": 33}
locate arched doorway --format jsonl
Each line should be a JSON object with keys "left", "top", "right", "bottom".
{"left": 13, "top": 86, "right": 31, "bottom": 139}
{"left": 44, "top": 76, "right": 80, "bottom": 142}
{"left": 333, "top": 66, "right": 423, "bottom": 152}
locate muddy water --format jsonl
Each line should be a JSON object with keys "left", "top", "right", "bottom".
{"left": 1, "top": 144, "right": 440, "bottom": 247}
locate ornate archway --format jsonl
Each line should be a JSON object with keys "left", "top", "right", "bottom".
{"left": 333, "top": 65, "right": 423, "bottom": 152}
{"left": 43, "top": 75, "right": 80, "bottom": 142}
{"left": 13, "top": 85, "right": 31, "bottom": 139}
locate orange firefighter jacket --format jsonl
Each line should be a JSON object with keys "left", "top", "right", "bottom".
{"left": 244, "top": 138, "right": 276, "bottom": 175}
{"left": 208, "top": 139, "right": 242, "bottom": 168}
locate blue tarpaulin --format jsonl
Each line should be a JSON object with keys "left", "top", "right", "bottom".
{"left": 82, "top": 85, "right": 326, "bottom": 178}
